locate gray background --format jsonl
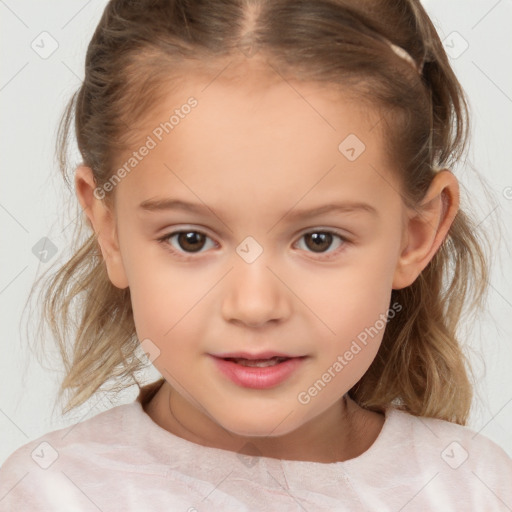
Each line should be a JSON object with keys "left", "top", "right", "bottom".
{"left": 1, "top": 0, "right": 511, "bottom": 467}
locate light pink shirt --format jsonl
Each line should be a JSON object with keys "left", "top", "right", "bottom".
{"left": 1, "top": 378, "right": 511, "bottom": 511}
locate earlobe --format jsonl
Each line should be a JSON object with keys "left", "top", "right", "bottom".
{"left": 75, "top": 165, "right": 129, "bottom": 289}
{"left": 392, "top": 169, "right": 459, "bottom": 290}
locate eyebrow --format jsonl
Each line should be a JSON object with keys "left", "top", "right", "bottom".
{"left": 138, "top": 198, "right": 378, "bottom": 220}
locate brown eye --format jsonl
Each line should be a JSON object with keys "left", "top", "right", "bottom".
{"left": 158, "top": 230, "right": 216, "bottom": 256}
{"left": 295, "top": 230, "right": 347, "bottom": 258}
{"left": 304, "top": 232, "right": 333, "bottom": 253}
{"left": 158, "top": 228, "right": 348, "bottom": 261}
{"left": 176, "top": 231, "right": 207, "bottom": 252}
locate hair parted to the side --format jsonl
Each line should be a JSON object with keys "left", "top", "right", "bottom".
{"left": 27, "top": 0, "right": 491, "bottom": 424}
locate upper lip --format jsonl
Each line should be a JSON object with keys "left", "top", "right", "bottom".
{"left": 210, "top": 351, "right": 305, "bottom": 360}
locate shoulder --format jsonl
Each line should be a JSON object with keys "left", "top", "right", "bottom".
{"left": 0, "top": 402, "right": 133, "bottom": 510}
{"left": 382, "top": 407, "right": 512, "bottom": 509}
{"left": 394, "top": 408, "right": 512, "bottom": 469}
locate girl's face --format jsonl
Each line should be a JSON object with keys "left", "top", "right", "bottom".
{"left": 79, "top": 65, "right": 453, "bottom": 450}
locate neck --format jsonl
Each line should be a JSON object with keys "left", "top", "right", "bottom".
{"left": 144, "top": 381, "right": 385, "bottom": 463}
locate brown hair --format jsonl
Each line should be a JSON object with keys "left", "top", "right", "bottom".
{"left": 27, "top": 0, "right": 491, "bottom": 424}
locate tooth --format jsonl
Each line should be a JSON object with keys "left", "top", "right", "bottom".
{"left": 241, "top": 360, "right": 277, "bottom": 367}
{"left": 232, "top": 357, "right": 286, "bottom": 367}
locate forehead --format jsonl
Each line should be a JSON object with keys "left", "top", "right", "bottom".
{"left": 164, "top": 67, "right": 380, "bottom": 162}
{"left": 113, "top": 64, "right": 399, "bottom": 216}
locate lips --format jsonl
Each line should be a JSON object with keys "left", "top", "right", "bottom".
{"left": 209, "top": 353, "right": 308, "bottom": 389}
{"left": 225, "top": 356, "right": 289, "bottom": 367}
{"left": 211, "top": 351, "right": 301, "bottom": 360}
{"left": 211, "top": 352, "right": 303, "bottom": 368}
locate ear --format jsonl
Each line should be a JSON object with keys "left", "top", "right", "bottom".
{"left": 75, "top": 166, "right": 129, "bottom": 289}
{"left": 392, "top": 169, "right": 459, "bottom": 290}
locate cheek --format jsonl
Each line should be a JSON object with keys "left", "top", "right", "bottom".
{"left": 313, "top": 246, "right": 397, "bottom": 327}
{"left": 303, "top": 233, "right": 400, "bottom": 363}
{"left": 130, "top": 273, "right": 191, "bottom": 337}
{"left": 125, "top": 247, "right": 214, "bottom": 343}
{"left": 118, "top": 238, "right": 176, "bottom": 334}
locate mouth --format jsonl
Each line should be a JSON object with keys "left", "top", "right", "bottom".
{"left": 221, "top": 356, "right": 293, "bottom": 367}
{"left": 211, "top": 351, "right": 304, "bottom": 359}
{"left": 210, "top": 351, "right": 306, "bottom": 367}
{"left": 208, "top": 353, "right": 308, "bottom": 389}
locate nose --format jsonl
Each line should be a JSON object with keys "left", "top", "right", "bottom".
{"left": 220, "top": 255, "right": 291, "bottom": 328}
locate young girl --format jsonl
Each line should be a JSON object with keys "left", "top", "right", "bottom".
{"left": 1, "top": 0, "right": 511, "bottom": 510}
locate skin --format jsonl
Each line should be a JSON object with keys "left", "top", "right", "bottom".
{"left": 75, "top": 58, "right": 459, "bottom": 463}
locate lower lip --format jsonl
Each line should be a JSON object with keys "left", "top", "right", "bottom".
{"left": 209, "top": 356, "right": 306, "bottom": 389}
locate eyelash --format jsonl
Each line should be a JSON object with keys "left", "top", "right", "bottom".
{"left": 156, "top": 227, "right": 350, "bottom": 261}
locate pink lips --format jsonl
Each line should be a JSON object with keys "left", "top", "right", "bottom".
{"left": 211, "top": 351, "right": 299, "bottom": 360}
{"left": 209, "top": 354, "right": 307, "bottom": 389}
